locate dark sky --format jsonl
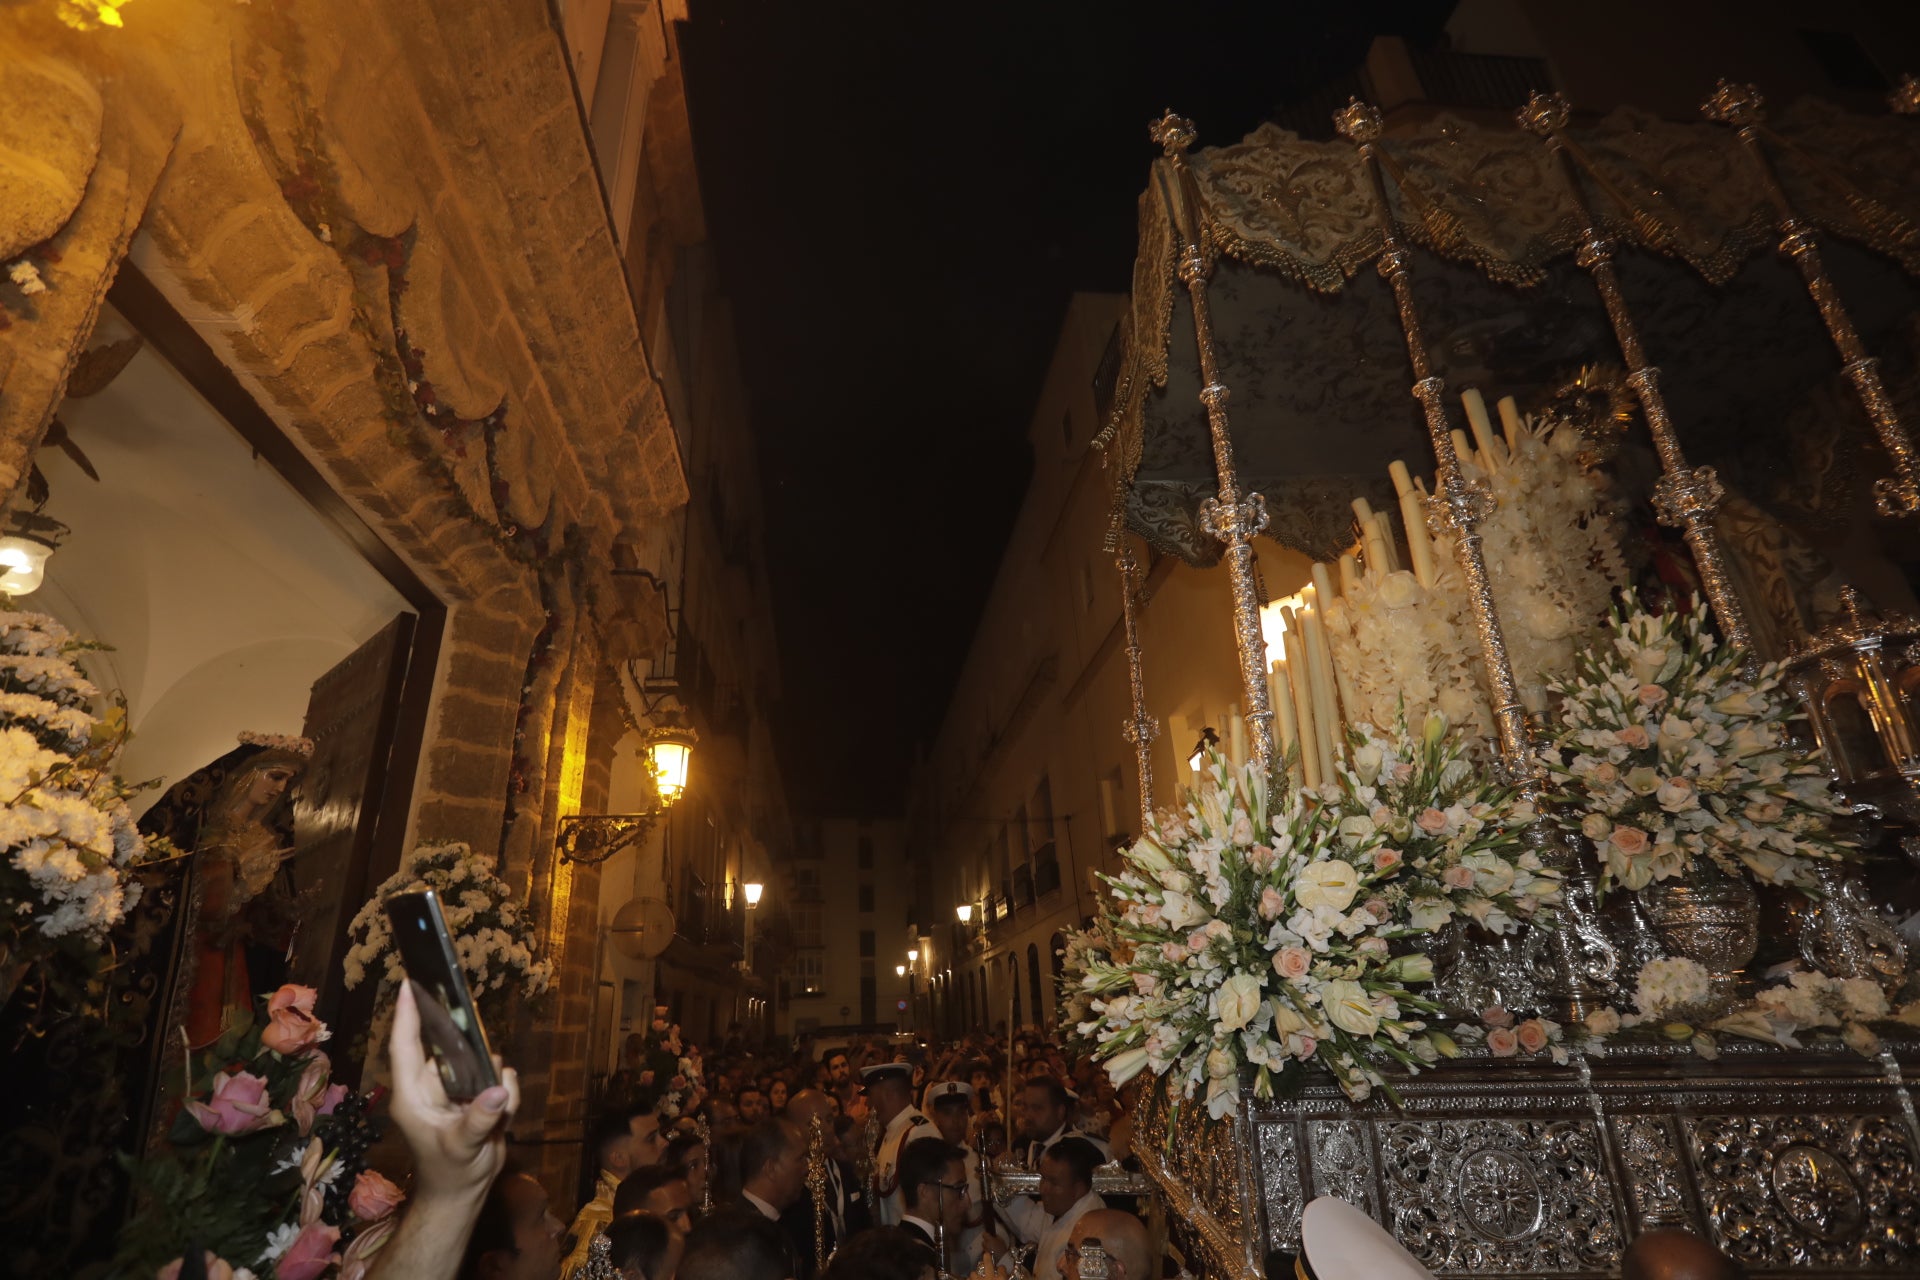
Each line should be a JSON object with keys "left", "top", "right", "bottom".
{"left": 680, "top": 2, "right": 1454, "bottom": 816}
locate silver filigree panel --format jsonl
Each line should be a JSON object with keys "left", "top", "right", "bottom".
{"left": 1376, "top": 1119, "right": 1622, "bottom": 1275}
{"left": 1687, "top": 1113, "right": 1920, "bottom": 1271}
{"left": 1254, "top": 1122, "right": 1305, "bottom": 1254}
{"left": 1308, "top": 1119, "right": 1376, "bottom": 1219}
{"left": 1611, "top": 1115, "right": 1694, "bottom": 1230}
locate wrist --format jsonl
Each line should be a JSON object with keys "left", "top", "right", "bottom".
{"left": 412, "top": 1174, "right": 495, "bottom": 1208}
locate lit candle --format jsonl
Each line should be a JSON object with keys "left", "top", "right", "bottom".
{"left": 1496, "top": 395, "right": 1524, "bottom": 454}
{"left": 1461, "top": 388, "right": 1504, "bottom": 471}
{"left": 1281, "top": 611, "right": 1321, "bottom": 790}
{"left": 1269, "top": 658, "right": 1301, "bottom": 784}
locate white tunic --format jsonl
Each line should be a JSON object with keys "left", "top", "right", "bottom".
{"left": 872, "top": 1105, "right": 938, "bottom": 1226}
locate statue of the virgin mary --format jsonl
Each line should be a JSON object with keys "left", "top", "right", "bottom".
{"left": 138, "top": 732, "right": 312, "bottom": 1048}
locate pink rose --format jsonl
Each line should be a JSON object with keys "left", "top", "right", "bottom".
{"left": 276, "top": 1220, "right": 340, "bottom": 1280}
{"left": 1356, "top": 936, "right": 1390, "bottom": 958}
{"left": 1591, "top": 762, "right": 1619, "bottom": 784}
{"left": 1417, "top": 808, "right": 1450, "bottom": 835}
{"left": 1247, "top": 844, "right": 1276, "bottom": 873}
{"left": 1133, "top": 972, "right": 1158, "bottom": 995}
{"left": 1294, "top": 1035, "right": 1317, "bottom": 1058}
{"left": 1363, "top": 897, "right": 1391, "bottom": 922}
{"left": 349, "top": 1169, "right": 406, "bottom": 1222}
{"left": 262, "top": 985, "right": 329, "bottom": 1056}
{"left": 317, "top": 1084, "right": 348, "bottom": 1116}
{"left": 1516, "top": 1019, "right": 1551, "bottom": 1054}
{"left": 1610, "top": 825, "right": 1650, "bottom": 857}
{"left": 1616, "top": 725, "right": 1651, "bottom": 750}
{"left": 1372, "top": 849, "right": 1402, "bottom": 874}
{"left": 1258, "top": 886, "right": 1287, "bottom": 921}
{"left": 1392, "top": 763, "right": 1414, "bottom": 783}
{"left": 1138, "top": 903, "right": 1163, "bottom": 926}
{"left": 158, "top": 1253, "right": 239, "bottom": 1280}
{"left": 1481, "top": 1006, "right": 1514, "bottom": 1029}
{"left": 183, "top": 1070, "right": 279, "bottom": 1136}
{"left": 1273, "top": 946, "right": 1311, "bottom": 980}
{"left": 1160, "top": 942, "right": 1185, "bottom": 964}
{"left": 339, "top": 1215, "right": 399, "bottom": 1280}
{"left": 1442, "top": 866, "right": 1476, "bottom": 890}
{"left": 289, "top": 1054, "right": 333, "bottom": 1136}
{"left": 1637, "top": 684, "right": 1668, "bottom": 707}
{"left": 1486, "top": 1027, "right": 1519, "bottom": 1057}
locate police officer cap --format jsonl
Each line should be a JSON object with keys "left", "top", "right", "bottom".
{"left": 859, "top": 1061, "right": 914, "bottom": 1091}
{"left": 922, "top": 1080, "right": 975, "bottom": 1110}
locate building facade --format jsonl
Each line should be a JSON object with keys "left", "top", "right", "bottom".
{"left": 1, "top": 0, "right": 785, "bottom": 1241}
{"left": 786, "top": 817, "right": 915, "bottom": 1039}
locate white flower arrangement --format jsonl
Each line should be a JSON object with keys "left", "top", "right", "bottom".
{"left": 344, "top": 841, "right": 552, "bottom": 1026}
{"left": 1544, "top": 599, "right": 1853, "bottom": 894}
{"left": 1449, "top": 1006, "right": 1572, "bottom": 1064}
{"left": 0, "top": 611, "right": 161, "bottom": 966}
{"left": 1323, "top": 559, "right": 1492, "bottom": 744}
{"left": 1078, "top": 730, "right": 1543, "bottom": 1115}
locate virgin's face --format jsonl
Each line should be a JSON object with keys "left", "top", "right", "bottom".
{"left": 249, "top": 765, "right": 299, "bottom": 807}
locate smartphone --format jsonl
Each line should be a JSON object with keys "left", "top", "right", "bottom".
{"left": 385, "top": 889, "right": 500, "bottom": 1100}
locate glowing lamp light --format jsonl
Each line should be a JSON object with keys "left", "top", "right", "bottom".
{"left": 955, "top": 904, "right": 973, "bottom": 923}
{"left": 743, "top": 881, "right": 764, "bottom": 908}
{"left": 895, "top": 964, "right": 907, "bottom": 977}
{"left": 908, "top": 948, "right": 919, "bottom": 963}
{"left": 0, "top": 535, "right": 54, "bottom": 597}
{"left": 646, "top": 731, "right": 694, "bottom": 804}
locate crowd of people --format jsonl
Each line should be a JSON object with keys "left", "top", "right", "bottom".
{"left": 363, "top": 988, "right": 1751, "bottom": 1280}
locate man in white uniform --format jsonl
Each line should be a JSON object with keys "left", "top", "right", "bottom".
{"left": 924, "top": 1080, "right": 984, "bottom": 1272}
{"left": 1023, "top": 1138, "right": 1106, "bottom": 1280}
{"left": 863, "top": 1060, "right": 937, "bottom": 1227}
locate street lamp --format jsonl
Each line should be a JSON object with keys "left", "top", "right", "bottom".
{"left": 646, "top": 727, "right": 696, "bottom": 804}
{"left": 895, "top": 964, "right": 907, "bottom": 977}
{"left": 955, "top": 903, "right": 972, "bottom": 923}
{"left": 743, "top": 881, "right": 764, "bottom": 908}
{"left": 907, "top": 948, "right": 919, "bottom": 964}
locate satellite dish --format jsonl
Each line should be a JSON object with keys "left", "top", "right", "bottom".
{"left": 609, "top": 896, "right": 676, "bottom": 960}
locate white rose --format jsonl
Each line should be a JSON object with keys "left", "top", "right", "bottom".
{"left": 1214, "top": 973, "right": 1264, "bottom": 1032}
{"left": 1321, "top": 980, "right": 1382, "bottom": 1037}
{"left": 1407, "top": 897, "right": 1452, "bottom": 931}
{"left": 1294, "top": 860, "right": 1361, "bottom": 913}
{"left": 1160, "top": 890, "right": 1209, "bottom": 929}
{"left": 1580, "top": 812, "right": 1613, "bottom": 841}
{"left": 1206, "top": 1046, "right": 1236, "bottom": 1079}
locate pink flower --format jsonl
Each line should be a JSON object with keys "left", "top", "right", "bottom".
{"left": 339, "top": 1216, "right": 399, "bottom": 1280}
{"left": 1442, "top": 866, "right": 1475, "bottom": 890}
{"left": 1160, "top": 942, "right": 1185, "bottom": 964}
{"left": 1481, "top": 1005, "right": 1514, "bottom": 1029}
{"left": 1392, "top": 763, "right": 1414, "bottom": 783}
{"left": 349, "top": 1169, "right": 406, "bottom": 1222}
{"left": 289, "top": 1054, "right": 332, "bottom": 1136}
{"left": 1610, "top": 825, "right": 1650, "bottom": 857}
{"left": 1273, "top": 946, "right": 1311, "bottom": 980}
{"left": 1246, "top": 844, "right": 1277, "bottom": 873}
{"left": 317, "top": 1084, "right": 348, "bottom": 1116}
{"left": 1636, "top": 685, "right": 1668, "bottom": 707}
{"left": 158, "top": 1253, "right": 240, "bottom": 1280}
{"left": 276, "top": 1221, "right": 340, "bottom": 1280}
{"left": 1616, "top": 725, "right": 1651, "bottom": 750}
{"left": 1363, "top": 897, "right": 1391, "bottom": 921}
{"left": 1487, "top": 1027, "right": 1519, "bottom": 1057}
{"left": 183, "top": 1070, "right": 279, "bottom": 1136}
{"left": 1416, "top": 808, "right": 1450, "bottom": 835}
{"left": 1138, "top": 903, "right": 1163, "bottom": 926}
{"left": 1372, "top": 849, "right": 1402, "bottom": 874}
{"left": 1516, "top": 1019, "right": 1551, "bottom": 1054}
{"left": 1294, "top": 1035, "right": 1317, "bottom": 1058}
{"left": 262, "top": 985, "right": 330, "bottom": 1056}
{"left": 638, "top": 1070, "right": 656, "bottom": 1087}
{"left": 1258, "top": 886, "right": 1287, "bottom": 921}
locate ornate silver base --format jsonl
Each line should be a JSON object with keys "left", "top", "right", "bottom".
{"left": 1132, "top": 1041, "right": 1920, "bottom": 1278}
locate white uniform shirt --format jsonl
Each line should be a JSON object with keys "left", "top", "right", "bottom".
{"left": 873, "top": 1105, "right": 937, "bottom": 1226}
{"left": 1034, "top": 1190, "right": 1105, "bottom": 1280}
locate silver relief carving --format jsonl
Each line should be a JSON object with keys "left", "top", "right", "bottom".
{"left": 1611, "top": 1115, "right": 1693, "bottom": 1230}
{"left": 1308, "top": 1119, "right": 1376, "bottom": 1218}
{"left": 1255, "top": 1121, "right": 1305, "bottom": 1255}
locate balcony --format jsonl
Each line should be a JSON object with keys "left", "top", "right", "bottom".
{"left": 1012, "top": 865, "right": 1035, "bottom": 909}
{"left": 1033, "top": 844, "right": 1061, "bottom": 898}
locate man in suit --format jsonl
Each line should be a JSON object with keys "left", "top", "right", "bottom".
{"left": 1014, "top": 1076, "right": 1109, "bottom": 1170}
{"left": 894, "top": 1137, "right": 971, "bottom": 1277}
{"left": 612, "top": 1166, "right": 695, "bottom": 1240}
{"left": 863, "top": 1062, "right": 937, "bottom": 1227}
{"left": 736, "top": 1119, "right": 814, "bottom": 1278}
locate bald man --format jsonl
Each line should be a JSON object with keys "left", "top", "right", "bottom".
{"left": 1065, "top": 1209, "right": 1151, "bottom": 1280}
{"left": 1622, "top": 1229, "right": 1744, "bottom": 1280}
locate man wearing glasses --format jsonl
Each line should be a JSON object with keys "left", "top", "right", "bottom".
{"left": 895, "top": 1137, "right": 974, "bottom": 1276}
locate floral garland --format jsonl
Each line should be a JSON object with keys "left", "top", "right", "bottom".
{"left": 0, "top": 610, "right": 166, "bottom": 989}
{"left": 115, "top": 985, "right": 401, "bottom": 1280}
{"left": 629, "top": 1005, "right": 705, "bottom": 1120}
{"left": 343, "top": 841, "right": 552, "bottom": 1050}
{"left": 1074, "top": 717, "right": 1548, "bottom": 1113}
{"left": 1543, "top": 599, "right": 1852, "bottom": 894}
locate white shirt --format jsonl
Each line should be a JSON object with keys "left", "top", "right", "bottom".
{"left": 743, "top": 1188, "right": 781, "bottom": 1222}
{"left": 873, "top": 1106, "right": 937, "bottom": 1226}
{"left": 1034, "top": 1191, "right": 1105, "bottom": 1280}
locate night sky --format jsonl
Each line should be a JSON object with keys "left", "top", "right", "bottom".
{"left": 680, "top": 2, "right": 1454, "bottom": 816}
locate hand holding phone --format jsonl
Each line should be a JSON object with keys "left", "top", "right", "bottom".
{"left": 385, "top": 889, "right": 500, "bottom": 1101}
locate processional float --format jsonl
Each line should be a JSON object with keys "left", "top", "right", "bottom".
{"left": 1091, "top": 82, "right": 1920, "bottom": 1278}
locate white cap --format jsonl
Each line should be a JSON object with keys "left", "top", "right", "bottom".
{"left": 1299, "top": 1196, "right": 1434, "bottom": 1280}
{"left": 923, "top": 1080, "right": 975, "bottom": 1110}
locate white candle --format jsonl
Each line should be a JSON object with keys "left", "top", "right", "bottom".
{"left": 1371, "top": 510, "right": 1400, "bottom": 573}
{"left": 1496, "top": 395, "right": 1524, "bottom": 454}
{"left": 1312, "top": 561, "right": 1338, "bottom": 605}
{"left": 1352, "top": 498, "right": 1390, "bottom": 575}
{"left": 1269, "top": 659, "right": 1301, "bottom": 784}
{"left": 1337, "top": 552, "right": 1360, "bottom": 595}
{"left": 1301, "top": 598, "right": 1340, "bottom": 779}
{"left": 1281, "top": 613, "right": 1321, "bottom": 790}
{"left": 1388, "top": 459, "right": 1415, "bottom": 500}
{"left": 1450, "top": 429, "right": 1478, "bottom": 473}
{"left": 1228, "top": 707, "right": 1247, "bottom": 769}
{"left": 1462, "top": 388, "right": 1504, "bottom": 470}
{"left": 1399, "top": 488, "right": 1436, "bottom": 587}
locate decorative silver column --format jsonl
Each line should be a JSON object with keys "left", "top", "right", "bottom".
{"left": 1117, "top": 539, "right": 1160, "bottom": 830}
{"left": 1149, "top": 111, "right": 1277, "bottom": 771}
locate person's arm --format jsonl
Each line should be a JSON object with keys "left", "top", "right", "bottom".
{"left": 367, "top": 981, "right": 521, "bottom": 1280}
